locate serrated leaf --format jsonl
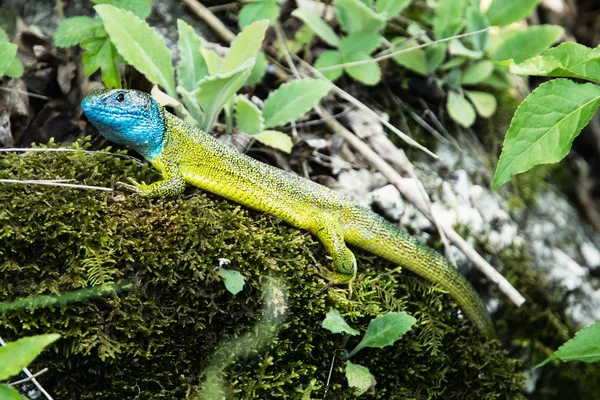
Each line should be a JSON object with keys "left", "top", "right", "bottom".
{"left": 536, "top": 321, "right": 600, "bottom": 368}
{"left": 177, "top": 19, "right": 208, "bottom": 92}
{"left": 509, "top": 42, "right": 600, "bottom": 83}
{"left": 54, "top": 16, "right": 102, "bottom": 47}
{"left": 238, "top": 2, "right": 279, "bottom": 29}
{"left": 81, "top": 36, "right": 122, "bottom": 88}
{"left": 0, "top": 385, "right": 26, "bottom": 400}
{"left": 263, "top": 79, "right": 332, "bottom": 128}
{"left": 291, "top": 9, "right": 339, "bottom": 47}
{"left": 465, "top": 90, "right": 497, "bottom": 118}
{"left": 201, "top": 48, "right": 223, "bottom": 76}
{"left": 466, "top": 7, "right": 489, "bottom": 51}
{"left": 486, "top": 0, "right": 541, "bottom": 27}
{"left": 339, "top": 32, "right": 381, "bottom": 55}
{"left": 114, "top": 0, "right": 152, "bottom": 19}
{"left": 4, "top": 57, "right": 23, "bottom": 78}
{"left": 335, "top": 0, "right": 386, "bottom": 34}
{"left": 493, "top": 79, "right": 600, "bottom": 189}
{"left": 96, "top": 4, "right": 176, "bottom": 96}
{"left": 447, "top": 90, "right": 476, "bottom": 128}
{"left": 218, "top": 267, "right": 246, "bottom": 295}
{"left": 253, "top": 130, "right": 293, "bottom": 152}
{"left": 0, "top": 334, "right": 60, "bottom": 381}
{"left": 390, "top": 37, "right": 428, "bottom": 76}
{"left": 343, "top": 52, "right": 381, "bottom": 85}
{"left": 245, "top": 51, "right": 267, "bottom": 86}
{"left": 321, "top": 309, "right": 360, "bottom": 335}
{"left": 314, "top": 50, "right": 344, "bottom": 81}
{"left": 0, "top": 43, "right": 17, "bottom": 77}
{"left": 347, "top": 312, "right": 415, "bottom": 358}
{"left": 433, "top": 0, "right": 467, "bottom": 39}
{"left": 376, "top": 0, "right": 413, "bottom": 19}
{"left": 492, "top": 25, "right": 563, "bottom": 63}
{"left": 462, "top": 60, "right": 494, "bottom": 85}
{"left": 345, "top": 361, "right": 372, "bottom": 396}
{"left": 222, "top": 20, "right": 268, "bottom": 74}
{"left": 235, "top": 95, "right": 264, "bottom": 134}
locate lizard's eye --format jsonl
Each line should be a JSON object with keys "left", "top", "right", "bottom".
{"left": 115, "top": 92, "right": 125, "bottom": 102}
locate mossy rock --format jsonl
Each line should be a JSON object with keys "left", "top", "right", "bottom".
{"left": 0, "top": 141, "right": 525, "bottom": 399}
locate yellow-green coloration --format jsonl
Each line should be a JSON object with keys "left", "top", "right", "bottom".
{"left": 82, "top": 89, "right": 493, "bottom": 337}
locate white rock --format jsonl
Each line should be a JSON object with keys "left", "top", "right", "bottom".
{"left": 580, "top": 242, "right": 600, "bottom": 268}
{"left": 550, "top": 248, "right": 588, "bottom": 291}
{"left": 368, "top": 184, "right": 405, "bottom": 221}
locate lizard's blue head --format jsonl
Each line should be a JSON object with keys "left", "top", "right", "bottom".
{"left": 81, "top": 89, "right": 164, "bottom": 159}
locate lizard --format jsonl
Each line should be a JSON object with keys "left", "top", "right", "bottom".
{"left": 81, "top": 89, "right": 494, "bottom": 337}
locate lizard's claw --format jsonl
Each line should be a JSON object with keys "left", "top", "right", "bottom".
{"left": 116, "top": 178, "right": 143, "bottom": 194}
{"left": 315, "top": 265, "right": 354, "bottom": 299}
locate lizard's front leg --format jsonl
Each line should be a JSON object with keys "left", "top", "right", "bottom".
{"left": 119, "top": 162, "right": 186, "bottom": 197}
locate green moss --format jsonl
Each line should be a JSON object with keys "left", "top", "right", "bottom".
{"left": 0, "top": 140, "right": 525, "bottom": 399}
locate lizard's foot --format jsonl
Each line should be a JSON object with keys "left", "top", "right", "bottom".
{"left": 116, "top": 178, "right": 155, "bottom": 196}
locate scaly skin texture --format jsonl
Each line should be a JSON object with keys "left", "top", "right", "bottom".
{"left": 81, "top": 89, "right": 493, "bottom": 337}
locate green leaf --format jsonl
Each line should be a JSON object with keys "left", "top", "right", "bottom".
{"left": 356, "top": 0, "right": 373, "bottom": 6}
{"left": 536, "top": 321, "right": 600, "bottom": 368}
{"left": 449, "top": 39, "right": 483, "bottom": 60}
{"left": 425, "top": 44, "right": 447, "bottom": 74}
{"left": 178, "top": 86, "right": 205, "bottom": 126}
{"left": 238, "top": 2, "right": 279, "bottom": 29}
{"left": 201, "top": 48, "right": 223, "bottom": 76}
{"left": 433, "top": 0, "right": 467, "bottom": 39}
{"left": 509, "top": 42, "right": 600, "bottom": 83}
{"left": 376, "top": 0, "right": 413, "bottom": 19}
{"left": 177, "top": 19, "right": 208, "bottom": 92}
{"left": 81, "top": 36, "right": 122, "bottom": 89}
{"left": 462, "top": 60, "right": 494, "bottom": 85}
{"left": 321, "top": 309, "right": 360, "bottom": 335}
{"left": 291, "top": 9, "right": 339, "bottom": 47}
{"left": 0, "top": 27, "right": 8, "bottom": 43}
{"left": 235, "top": 95, "right": 264, "bottom": 134}
{"left": 245, "top": 51, "right": 267, "bottom": 86}
{"left": 486, "top": 0, "right": 541, "bottom": 27}
{"left": 343, "top": 52, "right": 381, "bottom": 85}
{"left": 347, "top": 312, "right": 416, "bottom": 358}
{"left": 338, "top": 32, "right": 381, "bottom": 55}
{"left": 390, "top": 37, "right": 428, "bottom": 76}
{"left": 263, "top": 79, "right": 332, "bottom": 128}
{"left": 4, "top": 57, "right": 23, "bottom": 78}
{"left": 480, "top": 69, "right": 512, "bottom": 90}
{"left": 54, "top": 16, "right": 102, "bottom": 47}
{"left": 218, "top": 268, "right": 246, "bottom": 295}
{"left": 222, "top": 20, "right": 268, "bottom": 74}
{"left": 335, "top": 0, "right": 386, "bottom": 34}
{"left": 466, "top": 7, "right": 489, "bottom": 51}
{"left": 493, "top": 79, "right": 600, "bottom": 189}
{"left": 113, "top": 0, "right": 152, "bottom": 19}
{"left": 0, "top": 334, "right": 60, "bottom": 381}
{"left": 0, "top": 43, "right": 17, "bottom": 77}
{"left": 253, "top": 130, "right": 293, "bottom": 153}
{"left": 96, "top": 4, "right": 176, "bottom": 97}
{"left": 492, "top": 25, "right": 563, "bottom": 63}
{"left": 446, "top": 90, "right": 476, "bottom": 128}
{"left": 314, "top": 50, "right": 344, "bottom": 81}
{"left": 465, "top": 90, "right": 497, "bottom": 118}
{"left": 345, "top": 361, "right": 372, "bottom": 396}
{"left": 0, "top": 385, "right": 26, "bottom": 400}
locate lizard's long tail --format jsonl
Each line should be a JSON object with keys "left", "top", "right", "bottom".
{"left": 343, "top": 207, "right": 494, "bottom": 337}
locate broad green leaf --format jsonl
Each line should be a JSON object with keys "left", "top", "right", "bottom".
{"left": 465, "top": 90, "right": 497, "bottom": 118}
{"left": 113, "top": 0, "right": 152, "bottom": 19}
{"left": 480, "top": 69, "right": 512, "bottom": 90}
{"left": 492, "top": 25, "right": 563, "bottom": 63}
{"left": 314, "top": 50, "right": 344, "bottom": 81}
{"left": 245, "top": 51, "right": 267, "bottom": 86}
{"left": 449, "top": 39, "right": 483, "bottom": 60}
{"left": 0, "top": 334, "right": 60, "bottom": 380}
{"left": 335, "top": 0, "right": 386, "bottom": 34}
{"left": 0, "top": 385, "right": 25, "bottom": 400}
{"left": 433, "top": 0, "right": 466, "bottom": 39}
{"left": 54, "top": 16, "right": 102, "bottom": 47}
{"left": 462, "top": 60, "right": 494, "bottom": 85}
{"left": 440, "top": 56, "right": 467, "bottom": 71}
{"left": 425, "top": 44, "right": 447, "bottom": 74}
{"left": 536, "top": 321, "right": 600, "bottom": 368}
{"left": 486, "top": 0, "right": 541, "bottom": 27}
{"left": 391, "top": 37, "right": 428, "bottom": 76}
{"left": 178, "top": 86, "right": 205, "bottom": 127}
{"left": 345, "top": 361, "right": 372, "bottom": 396}
{"left": 222, "top": 20, "right": 268, "bottom": 74}
{"left": 177, "top": 19, "right": 208, "bottom": 92}
{"left": 347, "top": 312, "right": 416, "bottom": 358}
{"left": 96, "top": 5, "right": 176, "bottom": 97}
{"left": 321, "top": 309, "right": 359, "bottom": 335}
{"left": 509, "top": 42, "right": 600, "bottom": 83}
{"left": 235, "top": 95, "right": 264, "bottom": 134}
{"left": 447, "top": 90, "right": 476, "bottom": 128}
{"left": 493, "top": 79, "right": 600, "bottom": 189}
{"left": 263, "top": 79, "right": 332, "bottom": 128}
{"left": 343, "top": 52, "right": 381, "bottom": 85}
{"left": 376, "top": 0, "right": 413, "bottom": 19}
{"left": 81, "top": 36, "right": 122, "bottom": 89}
{"left": 0, "top": 43, "right": 17, "bottom": 77}
{"left": 356, "top": 0, "right": 373, "bottom": 6}
{"left": 193, "top": 59, "right": 255, "bottom": 132}
{"left": 338, "top": 32, "right": 381, "bottom": 54}
{"left": 201, "top": 48, "right": 223, "bottom": 76}
{"left": 151, "top": 86, "right": 198, "bottom": 126}
{"left": 444, "top": 68, "right": 463, "bottom": 89}
{"left": 4, "top": 57, "right": 23, "bottom": 78}
{"left": 291, "top": 9, "right": 339, "bottom": 47}
{"left": 466, "top": 7, "right": 489, "bottom": 51}
{"left": 253, "top": 130, "right": 293, "bottom": 153}
{"left": 0, "top": 27, "right": 8, "bottom": 43}
{"left": 238, "top": 2, "right": 280, "bottom": 29}
{"left": 218, "top": 267, "right": 246, "bottom": 295}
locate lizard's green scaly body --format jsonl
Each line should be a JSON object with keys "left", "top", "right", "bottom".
{"left": 81, "top": 89, "right": 493, "bottom": 337}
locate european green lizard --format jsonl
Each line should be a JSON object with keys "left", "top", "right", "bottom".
{"left": 81, "top": 89, "right": 493, "bottom": 337}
